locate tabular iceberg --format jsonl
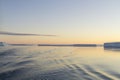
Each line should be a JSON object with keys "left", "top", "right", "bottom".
{"left": 0, "top": 42, "right": 7, "bottom": 46}
{"left": 104, "top": 42, "right": 120, "bottom": 48}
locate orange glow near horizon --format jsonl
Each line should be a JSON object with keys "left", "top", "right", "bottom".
{"left": 1, "top": 0, "right": 120, "bottom": 44}
{"left": 1, "top": 35, "right": 119, "bottom": 44}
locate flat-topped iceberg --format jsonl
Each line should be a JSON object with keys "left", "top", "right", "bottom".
{"left": 0, "top": 42, "right": 7, "bottom": 46}
{"left": 104, "top": 42, "right": 120, "bottom": 48}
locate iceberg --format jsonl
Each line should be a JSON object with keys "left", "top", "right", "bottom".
{"left": 0, "top": 42, "right": 7, "bottom": 46}
{"left": 104, "top": 42, "right": 120, "bottom": 48}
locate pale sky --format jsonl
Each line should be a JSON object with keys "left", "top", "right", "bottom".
{"left": 1, "top": 0, "right": 120, "bottom": 44}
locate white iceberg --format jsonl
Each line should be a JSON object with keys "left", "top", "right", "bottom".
{"left": 104, "top": 42, "right": 120, "bottom": 48}
{"left": 0, "top": 42, "right": 7, "bottom": 46}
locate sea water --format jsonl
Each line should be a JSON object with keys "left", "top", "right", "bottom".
{"left": 0, "top": 46, "right": 120, "bottom": 80}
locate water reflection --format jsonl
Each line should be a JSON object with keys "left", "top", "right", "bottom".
{"left": 104, "top": 47, "right": 120, "bottom": 52}
{"left": 0, "top": 46, "right": 120, "bottom": 80}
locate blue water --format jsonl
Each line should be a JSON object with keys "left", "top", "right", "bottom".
{"left": 0, "top": 46, "right": 120, "bottom": 80}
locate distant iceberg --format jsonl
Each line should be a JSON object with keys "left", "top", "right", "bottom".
{"left": 0, "top": 42, "right": 7, "bottom": 46}
{"left": 104, "top": 42, "right": 120, "bottom": 48}
{"left": 73, "top": 44, "right": 97, "bottom": 47}
{"left": 38, "top": 44, "right": 97, "bottom": 47}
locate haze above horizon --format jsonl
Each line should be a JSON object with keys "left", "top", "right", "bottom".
{"left": 1, "top": 0, "right": 120, "bottom": 44}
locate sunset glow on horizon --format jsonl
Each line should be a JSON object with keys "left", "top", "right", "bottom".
{"left": 1, "top": 0, "right": 120, "bottom": 44}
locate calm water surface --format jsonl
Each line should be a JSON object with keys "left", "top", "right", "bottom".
{"left": 0, "top": 46, "right": 120, "bottom": 80}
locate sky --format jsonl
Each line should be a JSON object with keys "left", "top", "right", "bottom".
{"left": 1, "top": 0, "right": 120, "bottom": 44}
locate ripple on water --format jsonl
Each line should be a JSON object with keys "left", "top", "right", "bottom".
{"left": 1, "top": 47, "right": 120, "bottom": 80}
